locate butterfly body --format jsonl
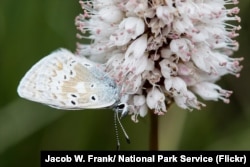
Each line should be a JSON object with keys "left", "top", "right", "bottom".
{"left": 17, "top": 49, "right": 119, "bottom": 110}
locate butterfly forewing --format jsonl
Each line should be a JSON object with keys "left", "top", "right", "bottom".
{"left": 17, "top": 49, "right": 119, "bottom": 110}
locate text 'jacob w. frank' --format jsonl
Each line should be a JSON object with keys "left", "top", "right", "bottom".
{"left": 45, "top": 154, "right": 119, "bottom": 163}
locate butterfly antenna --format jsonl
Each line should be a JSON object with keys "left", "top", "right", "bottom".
{"left": 116, "top": 110, "right": 130, "bottom": 144}
{"left": 114, "top": 111, "right": 121, "bottom": 151}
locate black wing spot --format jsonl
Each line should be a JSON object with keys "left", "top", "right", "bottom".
{"left": 64, "top": 75, "right": 67, "bottom": 80}
{"left": 90, "top": 95, "right": 97, "bottom": 101}
{"left": 90, "top": 83, "right": 95, "bottom": 88}
{"left": 71, "top": 100, "right": 76, "bottom": 105}
{"left": 70, "top": 60, "right": 76, "bottom": 66}
{"left": 70, "top": 70, "right": 73, "bottom": 75}
{"left": 71, "top": 94, "right": 77, "bottom": 98}
{"left": 84, "top": 63, "right": 91, "bottom": 67}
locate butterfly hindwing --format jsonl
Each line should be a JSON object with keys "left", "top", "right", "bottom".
{"left": 17, "top": 49, "right": 118, "bottom": 109}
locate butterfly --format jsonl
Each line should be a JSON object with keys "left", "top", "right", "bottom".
{"left": 17, "top": 48, "right": 130, "bottom": 149}
{"left": 18, "top": 49, "right": 121, "bottom": 109}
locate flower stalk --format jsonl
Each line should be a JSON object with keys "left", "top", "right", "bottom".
{"left": 150, "top": 111, "right": 158, "bottom": 150}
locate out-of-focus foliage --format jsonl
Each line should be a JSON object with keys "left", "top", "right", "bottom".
{"left": 0, "top": 0, "right": 249, "bottom": 166}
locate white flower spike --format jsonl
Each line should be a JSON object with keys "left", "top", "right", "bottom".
{"left": 76, "top": 0, "right": 242, "bottom": 122}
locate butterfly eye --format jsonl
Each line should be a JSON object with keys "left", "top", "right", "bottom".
{"left": 116, "top": 103, "right": 125, "bottom": 110}
{"left": 114, "top": 103, "right": 128, "bottom": 118}
{"left": 114, "top": 103, "right": 125, "bottom": 114}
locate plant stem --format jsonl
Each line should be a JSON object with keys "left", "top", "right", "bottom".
{"left": 149, "top": 111, "right": 158, "bottom": 150}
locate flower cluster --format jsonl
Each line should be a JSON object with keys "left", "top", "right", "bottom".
{"left": 75, "top": 0, "right": 242, "bottom": 122}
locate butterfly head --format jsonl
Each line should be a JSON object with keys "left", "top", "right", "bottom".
{"left": 114, "top": 102, "right": 129, "bottom": 118}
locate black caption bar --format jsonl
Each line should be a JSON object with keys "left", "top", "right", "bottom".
{"left": 41, "top": 151, "right": 249, "bottom": 167}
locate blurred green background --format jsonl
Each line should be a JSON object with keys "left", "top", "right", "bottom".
{"left": 0, "top": 0, "right": 250, "bottom": 166}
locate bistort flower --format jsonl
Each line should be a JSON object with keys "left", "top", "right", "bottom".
{"left": 75, "top": 0, "right": 242, "bottom": 122}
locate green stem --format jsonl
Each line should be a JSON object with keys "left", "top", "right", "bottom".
{"left": 149, "top": 111, "right": 158, "bottom": 150}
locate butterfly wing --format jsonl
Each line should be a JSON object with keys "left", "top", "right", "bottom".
{"left": 17, "top": 49, "right": 119, "bottom": 110}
